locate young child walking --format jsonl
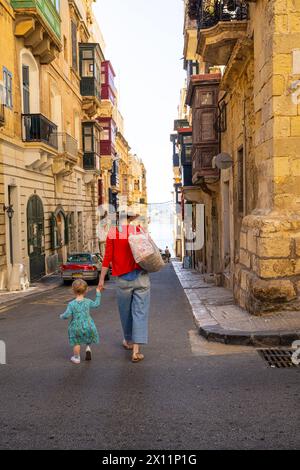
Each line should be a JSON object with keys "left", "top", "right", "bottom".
{"left": 60, "top": 279, "right": 101, "bottom": 364}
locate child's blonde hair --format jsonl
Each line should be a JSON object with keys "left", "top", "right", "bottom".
{"left": 72, "top": 279, "right": 88, "bottom": 295}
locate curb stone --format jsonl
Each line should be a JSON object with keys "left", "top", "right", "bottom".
{"left": 199, "top": 325, "right": 300, "bottom": 347}
{"left": 172, "top": 260, "right": 300, "bottom": 348}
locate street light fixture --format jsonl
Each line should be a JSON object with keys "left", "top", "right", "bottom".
{"left": 3, "top": 204, "right": 14, "bottom": 219}
{"left": 3, "top": 204, "right": 14, "bottom": 265}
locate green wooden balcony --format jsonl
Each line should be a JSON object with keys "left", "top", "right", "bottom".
{"left": 12, "top": 0, "right": 62, "bottom": 63}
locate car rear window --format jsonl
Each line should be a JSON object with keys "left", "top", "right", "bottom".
{"left": 67, "top": 254, "right": 92, "bottom": 263}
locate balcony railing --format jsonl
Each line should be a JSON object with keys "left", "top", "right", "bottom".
{"left": 199, "top": 0, "right": 248, "bottom": 30}
{"left": 80, "top": 77, "right": 101, "bottom": 101}
{"left": 0, "top": 104, "right": 4, "bottom": 127}
{"left": 22, "top": 114, "right": 58, "bottom": 150}
{"left": 57, "top": 132, "right": 78, "bottom": 159}
{"left": 83, "top": 153, "right": 100, "bottom": 172}
{"left": 188, "top": 0, "right": 201, "bottom": 20}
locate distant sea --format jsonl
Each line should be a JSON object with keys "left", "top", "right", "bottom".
{"left": 147, "top": 202, "right": 174, "bottom": 256}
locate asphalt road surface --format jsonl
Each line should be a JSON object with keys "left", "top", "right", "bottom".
{"left": 0, "top": 265, "right": 299, "bottom": 450}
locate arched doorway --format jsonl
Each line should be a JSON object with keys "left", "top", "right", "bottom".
{"left": 27, "top": 195, "right": 45, "bottom": 281}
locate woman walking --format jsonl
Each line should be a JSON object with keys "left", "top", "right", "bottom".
{"left": 98, "top": 212, "right": 150, "bottom": 363}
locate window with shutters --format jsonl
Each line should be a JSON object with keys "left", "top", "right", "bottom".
{"left": 71, "top": 21, "right": 78, "bottom": 71}
{"left": 22, "top": 65, "right": 30, "bottom": 114}
{"left": 3, "top": 68, "right": 13, "bottom": 109}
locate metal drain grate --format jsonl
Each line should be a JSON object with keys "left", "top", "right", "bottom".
{"left": 258, "top": 349, "right": 299, "bottom": 369}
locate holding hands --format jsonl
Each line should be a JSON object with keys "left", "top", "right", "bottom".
{"left": 97, "top": 266, "right": 109, "bottom": 292}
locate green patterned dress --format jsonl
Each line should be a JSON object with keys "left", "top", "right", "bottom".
{"left": 60, "top": 293, "right": 101, "bottom": 346}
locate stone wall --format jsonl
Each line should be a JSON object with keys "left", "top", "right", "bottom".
{"left": 234, "top": 0, "right": 300, "bottom": 314}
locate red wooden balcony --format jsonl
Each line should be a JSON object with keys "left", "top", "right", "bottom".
{"left": 98, "top": 117, "right": 116, "bottom": 156}
{"left": 101, "top": 61, "right": 117, "bottom": 104}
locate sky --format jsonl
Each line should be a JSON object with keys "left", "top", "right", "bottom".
{"left": 94, "top": 0, "right": 185, "bottom": 205}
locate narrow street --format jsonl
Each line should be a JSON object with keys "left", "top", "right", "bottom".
{"left": 0, "top": 264, "right": 299, "bottom": 450}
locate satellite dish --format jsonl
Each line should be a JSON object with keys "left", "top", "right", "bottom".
{"left": 214, "top": 152, "right": 233, "bottom": 170}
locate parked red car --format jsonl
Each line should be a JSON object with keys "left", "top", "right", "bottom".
{"left": 60, "top": 253, "right": 110, "bottom": 285}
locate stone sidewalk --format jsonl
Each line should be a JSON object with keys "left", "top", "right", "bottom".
{"left": 173, "top": 261, "right": 300, "bottom": 346}
{"left": 0, "top": 274, "right": 63, "bottom": 311}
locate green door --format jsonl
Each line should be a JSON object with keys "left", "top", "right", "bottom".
{"left": 27, "top": 196, "right": 45, "bottom": 281}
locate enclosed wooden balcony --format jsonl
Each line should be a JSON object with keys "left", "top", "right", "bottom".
{"left": 101, "top": 61, "right": 116, "bottom": 103}
{"left": 79, "top": 43, "right": 102, "bottom": 116}
{"left": 192, "top": 144, "right": 219, "bottom": 182}
{"left": 173, "top": 153, "right": 180, "bottom": 167}
{"left": 182, "top": 164, "right": 193, "bottom": 187}
{"left": 111, "top": 160, "right": 120, "bottom": 193}
{"left": 186, "top": 73, "right": 221, "bottom": 183}
{"left": 83, "top": 153, "right": 100, "bottom": 172}
{"left": 82, "top": 121, "right": 101, "bottom": 174}
{"left": 197, "top": 0, "right": 249, "bottom": 65}
{"left": 98, "top": 61, "right": 116, "bottom": 119}
{"left": 98, "top": 117, "right": 116, "bottom": 157}
{"left": 12, "top": 0, "right": 62, "bottom": 64}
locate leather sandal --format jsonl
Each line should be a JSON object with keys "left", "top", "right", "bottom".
{"left": 132, "top": 353, "right": 144, "bottom": 363}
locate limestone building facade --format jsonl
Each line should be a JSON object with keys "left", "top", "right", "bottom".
{"left": 0, "top": 0, "right": 147, "bottom": 289}
{"left": 173, "top": 0, "right": 300, "bottom": 314}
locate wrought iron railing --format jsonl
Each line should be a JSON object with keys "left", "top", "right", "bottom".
{"left": 57, "top": 132, "right": 78, "bottom": 159}
{"left": 188, "top": 0, "right": 201, "bottom": 20}
{"left": 22, "top": 113, "right": 58, "bottom": 149}
{"left": 197, "top": 0, "right": 249, "bottom": 30}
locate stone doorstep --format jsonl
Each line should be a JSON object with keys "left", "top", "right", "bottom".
{"left": 172, "top": 261, "right": 300, "bottom": 347}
